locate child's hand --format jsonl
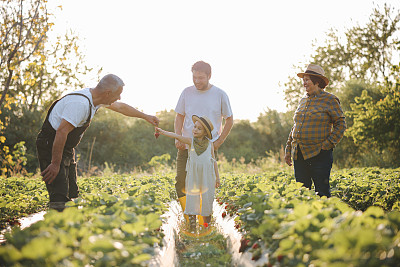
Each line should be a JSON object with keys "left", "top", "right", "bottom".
{"left": 216, "top": 177, "right": 220, "bottom": 188}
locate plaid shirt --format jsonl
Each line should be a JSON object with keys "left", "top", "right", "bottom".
{"left": 285, "top": 90, "right": 346, "bottom": 160}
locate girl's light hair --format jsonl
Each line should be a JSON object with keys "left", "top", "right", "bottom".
{"left": 97, "top": 74, "right": 125, "bottom": 92}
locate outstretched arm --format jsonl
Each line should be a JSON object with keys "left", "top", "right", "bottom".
{"left": 174, "top": 113, "right": 186, "bottom": 150}
{"left": 107, "top": 102, "right": 159, "bottom": 126}
{"left": 155, "top": 127, "right": 191, "bottom": 145}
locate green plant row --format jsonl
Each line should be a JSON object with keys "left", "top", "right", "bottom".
{"left": 216, "top": 168, "right": 400, "bottom": 266}
{"left": 331, "top": 167, "right": 400, "bottom": 211}
{"left": 2, "top": 167, "right": 400, "bottom": 266}
{"left": 0, "top": 177, "right": 48, "bottom": 229}
{"left": 0, "top": 174, "right": 176, "bottom": 266}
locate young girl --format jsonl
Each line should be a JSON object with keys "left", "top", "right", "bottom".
{"left": 155, "top": 115, "right": 220, "bottom": 228}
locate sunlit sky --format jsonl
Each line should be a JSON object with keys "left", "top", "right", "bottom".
{"left": 49, "top": 0, "right": 399, "bottom": 122}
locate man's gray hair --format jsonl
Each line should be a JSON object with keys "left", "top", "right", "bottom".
{"left": 97, "top": 74, "right": 125, "bottom": 92}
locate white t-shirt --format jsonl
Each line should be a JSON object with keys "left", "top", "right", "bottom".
{"left": 48, "top": 88, "right": 100, "bottom": 130}
{"left": 175, "top": 85, "right": 233, "bottom": 142}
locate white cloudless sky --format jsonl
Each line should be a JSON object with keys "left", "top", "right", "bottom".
{"left": 49, "top": 0, "right": 400, "bottom": 121}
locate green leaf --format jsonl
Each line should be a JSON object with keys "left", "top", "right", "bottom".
{"left": 131, "top": 253, "right": 151, "bottom": 264}
{"left": 21, "top": 237, "right": 57, "bottom": 259}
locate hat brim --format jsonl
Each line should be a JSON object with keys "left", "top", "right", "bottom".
{"left": 192, "top": 115, "right": 212, "bottom": 140}
{"left": 297, "top": 73, "right": 329, "bottom": 86}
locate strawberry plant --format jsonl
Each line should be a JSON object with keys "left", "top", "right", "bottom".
{"left": 0, "top": 177, "right": 48, "bottom": 229}
{"left": 216, "top": 168, "right": 400, "bottom": 266}
{"left": 2, "top": 167, "right": 400, "bottom": 266}
{"left": 0, "top": 174, "right": 176, "bottom": 266}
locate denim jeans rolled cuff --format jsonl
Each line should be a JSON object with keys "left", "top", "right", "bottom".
{"left": 294, "top": 147, "right": 333, "bottom": 197}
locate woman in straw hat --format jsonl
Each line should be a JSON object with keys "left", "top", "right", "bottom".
{"left": 284, "top": 64, "right": 346, "bottom": 197}
{"left": 156, "top": 115, "right": 220, "bottom": 230}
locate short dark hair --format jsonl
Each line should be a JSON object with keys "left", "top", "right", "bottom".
{"left": 309, "top": 75, "right": 327, "bottom": 89}
{"left": 191, "top": 61, "right": 211, "bottom": 76}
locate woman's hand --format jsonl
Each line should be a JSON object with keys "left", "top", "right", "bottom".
{"left": 216, "top": 177, "right": 220, "bottom": 188}
{"left": 285, "top": 154, "right": 292, "bottom": 166}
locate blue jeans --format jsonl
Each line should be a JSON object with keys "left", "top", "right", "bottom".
{"left": 294, "top": 147, "right": 333, "bottom": 197}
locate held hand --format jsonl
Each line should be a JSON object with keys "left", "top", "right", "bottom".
{"left": 285, "top": 154, "right": 292, "bottom": 166}
{"left": 146, "top": 115, "right": 159, "bottom": 126}
{"left": 213, "top": 138, "right": 223, "bottom": 151}
{"left": 155, "top": 127, "right": 168, "bottom": 135}
{"left": 154, "top": 127, "right": 160, "bottom": 139}
{"left": 175, "top": 139, "right": 186, "bottom": 150}
{"left": 216, "top": 177, "right": 220, "bottom": 188}
{"left": 41, "top": 163, "right": 60, "bottom": 184}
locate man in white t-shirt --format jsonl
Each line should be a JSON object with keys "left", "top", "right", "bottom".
{"left": 36, "top": 74, "right": 159, "bottom": 211}
{"left": 174, "top": 61, "right": 233, "bottom": 224}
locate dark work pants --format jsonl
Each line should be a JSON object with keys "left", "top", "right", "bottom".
{"left": 36, "top": 139, "right": 79, "bottom": 203}
{"left": 294, "top": 147, "right": 333, "bottom": 197}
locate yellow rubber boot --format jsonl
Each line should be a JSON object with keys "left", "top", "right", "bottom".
{"left": 197, "top": 197, "right": 204, "bottom": 226}
{"left": 197, "top": 215, "right": 204, "bottom": 226}
{"left": 178, "top": 196, "right": 189, "bottom": 222}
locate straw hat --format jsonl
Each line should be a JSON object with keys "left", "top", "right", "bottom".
{"left": 297, "top": 64, "right": 329, "bottom": 86}
{"left": 192, "top": 115, "right": 214, "bottom": 140}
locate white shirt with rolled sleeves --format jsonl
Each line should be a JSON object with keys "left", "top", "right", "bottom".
{"left": 48, "top": 88, "right": 100, "bottom": 130}
{"left": 175, "top": 85, "right": 233, "bottom": 144}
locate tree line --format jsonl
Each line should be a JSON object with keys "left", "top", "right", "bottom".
{"left": 1, "top": 1, "right": 399, "bottom": 176}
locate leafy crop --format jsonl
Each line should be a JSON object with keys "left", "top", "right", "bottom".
{"left": 331, "top": 167, "right": 400, "bottom": 211}
{"left": 216, "top": 168, "right": 400, "bottom": 266}
{"left": 1, "top": 167, "right": 400, "bottom": 266}
{"left": 0, "top": 177, "right": 48, "bottom": 229}
{"left": 0, "top": 174, "right": 175, "bottom": 266}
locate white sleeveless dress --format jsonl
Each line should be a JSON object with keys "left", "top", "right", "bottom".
{"left": 184, "top": 139, "right": 216, "bottom": 216}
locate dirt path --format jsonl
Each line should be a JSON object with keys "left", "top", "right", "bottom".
{"left": 152, "top": 200, "right": 263, "bottom": 266}
{"left": 0, "top": 211, "right": 46, "bottom": 244}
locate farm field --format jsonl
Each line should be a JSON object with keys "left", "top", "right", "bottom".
{"left": 1, "top": 167, "right": 400, "bottom": 266}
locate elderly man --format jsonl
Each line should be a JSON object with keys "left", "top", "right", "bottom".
{"left": 285, "top": 64, "right": 346, "bottom": 197}
{"left": 174, "top": 61, "right": 233, "bottom": 225}
{"left": 36, "top": 74, "right": 159, "bottom": 211}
